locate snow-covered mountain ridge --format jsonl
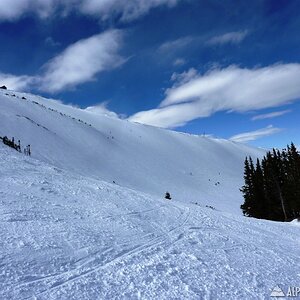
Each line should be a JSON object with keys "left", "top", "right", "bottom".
{"left": 0, "top": 89, "right": 264, "bottom": 214}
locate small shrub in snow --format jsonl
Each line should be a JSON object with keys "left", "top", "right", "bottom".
{"left": 165, "top": 192, "right": 171, "bottom": 200}
{"left": 205, "top": 205, "right": 216, "bottom": 210}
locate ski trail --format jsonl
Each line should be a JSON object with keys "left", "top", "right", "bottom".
{"left": 2, "top": 144, "right": 300, "bottom": 300}
{"left": 21, "top": 204, "right": 192, "bottom": 299}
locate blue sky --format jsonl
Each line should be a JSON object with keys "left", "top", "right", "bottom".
{"left": 0, "top": 0, "right": 300, "bottom": 148}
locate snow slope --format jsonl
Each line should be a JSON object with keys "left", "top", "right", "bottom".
{"left": 1, "top": 144, "right": 300, "bottom": 300}
{"left": 0, "top": 89, "right": 264, "bottom": 214}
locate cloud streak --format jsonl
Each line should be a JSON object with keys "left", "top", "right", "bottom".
{"left": 85, "top": 102, "right": 120, "bottom": 119}
{"left": 173, "top": 58, "right": 186, "bottom": 66}
{"left": 80, "top": 0, "right": 180, "bottom": 21}
{"left": 0, "top": 30, "right": 125, "bottom": 93}
{"left": 251, "top": 110, "right": 291, "bottom": 120}
{"left": 158, "top": 36, "right": 194, "bottom": 53}
{"left": 207, "top": 30, "right": 248, "bottom": 46}
{"left": 129, "top": 64, "right": 300, "bottom": 128}
{"left": 40, "top": 30, "right": 124, "bottom": 93}
{"left": 0, "top": 0, "right": 182, "bottom": 22}
{"left": 0, "top": 72, "right": 36, "bottom": 91}
{"left": 0, "top": 0, "right": 57, "bottom": 20}
{"left": 229, "top": 125, "right": 282, "bottom": 143}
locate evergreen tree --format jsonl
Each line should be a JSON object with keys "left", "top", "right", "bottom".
{"left": 252, "top": 159, "right": 267, "bottom": 219}
{"left": 240, "top": 157, "right": 252, "bottom": 216}
{"left": 240, "top": 143, "right": 300, "bottom": 221}
{"left": 285, "top": 143, "right": 300, "bottom": 218}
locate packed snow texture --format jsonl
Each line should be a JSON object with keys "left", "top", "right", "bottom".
{"left": 1, "top": 145, "right": 300, "bottom": 299}
{"left": 1, "top": 90, "right": 299, "bottom": 299}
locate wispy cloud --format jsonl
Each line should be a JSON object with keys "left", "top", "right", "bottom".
{"left": 0, "top": 0, "right": 57, "bottom": 21}
{"left": 80, "top": 0, "right": 182, "bottom": 21}
{"left": 84, "top": 101, "right": 120, "bottom": 119}
{"left": 0, "top": 72, "right": 36, "bottom": 91}
{"left": 207, "top": 30, "right": 248, "bottom": 46}
{"left": 0, "top": 0, "right": 183, "bottom": 22}
{"left": 40, "top": 30, "right": 125, "bottom": 93}
{"left": 173, "top": 58, "right": 186, "bottom": 67}
{"left": 229, "top": 125, "right": 282, "bottom": 143}
{"left": 170, "top": 68, "right": 198, "bottom": 86}
{"left": 0, "top": 30, "right": 125, "bottom": 93}
{"left": 45, "top": 37, "right": 61, "bottom": 48}
{"left": 251, "top": 109, "right": 291, "bottom": 120}
{"left": 129, "top": 63, "right": 300, "bottom": 128}
{"left": 158, "top": 36, "right": 194, "bottom": 53}
{"left": 129, "top": 102, "right": 202, "bottom": 128}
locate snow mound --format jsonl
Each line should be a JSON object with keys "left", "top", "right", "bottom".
{"left": 291, "top": 218, "right": 300, "bottom": 225}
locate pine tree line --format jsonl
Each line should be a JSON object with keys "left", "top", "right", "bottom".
{"left": 241, "top": 143, "right": 300, "bottom": 221}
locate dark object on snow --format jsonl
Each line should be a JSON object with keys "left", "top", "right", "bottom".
{"left": 27, "top": 145, "right": 31, "bottom": 156}
{"left": 22, "top": 97, "right": 26, "bottom": 100}
{"left": 2, "top": 136, "right": 21, "bottom": 152}
{"left": 165, "top": 192, "right": 172, "bottom": 200}
{"left": 205, "top": 205, "right": 216, "bottom": 210}
{"left": 17, "top": 140, "right": 21, "bottom": 152}
{"left": 24, "top": 145, "right": 31, "bottom": 156}
{"left": 2, "top": 136, "right": 8, "bottom": 144}
{"left": 0, "top": 85, "right": 7, "bottom": 90}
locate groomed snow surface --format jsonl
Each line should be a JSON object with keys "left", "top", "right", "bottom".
{"left": 1, "top": 145, "right": 300, "bottom": 300}
{"left": 0, "top": 90, "right": 300, "bottom": 299}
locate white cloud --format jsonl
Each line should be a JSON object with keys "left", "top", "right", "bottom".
{"left": 207, "top": 30, "right": 248, "bottom": 46}
{"left": 0, "top": 73, "right": 36, "bottom": 91}
{"left": 0, "top": 0, "right": 182, "bottom": 22}
{"left": 80, "top": 0, "right": 180, "bottom": 21}
{"left": 158, "top": 36, "right": 193, "bottom": 52}
{"left": 129, "top": 63, "right": 300, "bottom": 128}
{"left": 162, "top": 64, "right": 300, "bottom": 109}
{"left": 229, "top": 125, "right": 282, "bottom": 143}
{"left": 251, "top": 110, "right": 291, "bottom": 121}
{"left": 129, "top": 101, "right": 211, "bottom": 128}
{"left": 173, "top": 58, "right": 186, "bottom": 67}
{"left": 40, "top": 30, "right": 124, "bottom": 93}
{"left": 0, "top": 30, "right": 125, "bottom": 93}
{"left": 171, "top": 68, "right": 198, "bottom": 86}
{"left": 0, "top": 0, "right": 29, "bottom": 20}
{"left": 0, "top": 0, "right": 56, "bottom": 20}
{"left": 85, "top": 101, "right": 119, "bottom": 119}
{"left": 45, "top": 37, "right": 61, "bottom": 47}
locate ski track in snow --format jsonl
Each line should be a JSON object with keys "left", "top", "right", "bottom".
{"left": 1, "top": 145, "right": 300, "bottom": 300}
